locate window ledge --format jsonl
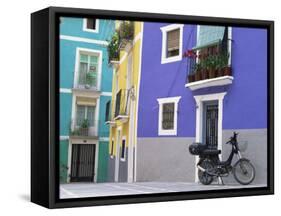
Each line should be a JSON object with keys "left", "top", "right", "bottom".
{"left": 161, "top": 55, "right": 182, "bottom": 64}
{"left": 114, "top": 115, "right": 129, "bottom": 123}
{"left": 105, "top": 121, "right": 117, "bottom": 127}
{"left": 185, "top": 76, "right": 234, "bottom": 91}
{"left": 158, "top": 130, "right": 177, "bottom": 136}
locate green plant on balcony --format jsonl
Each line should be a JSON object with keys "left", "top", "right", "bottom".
{"left": 217, "top": 53, "right": 231, "bottom": 76}
{"left": 119, "top": 21, "right": 134, "bottom": 41}
{"left": 108, "top": 32, "right": 120, "bottom": 63}
{"left": 85, "top": 72, "right": 97, "bottom": 88}
{"left": 194, "top": 62, "right": 203, "bottom": 81}
{"left": 81, "top": 119, "right": 89, "bottom": 128}
{"left": 79, "top": 119, "right": 89, "bottom": 136}
{"left": 206, "top": 55, "right": 219, "bottom": 78}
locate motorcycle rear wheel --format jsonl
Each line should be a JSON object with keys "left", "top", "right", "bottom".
{"left": 198, "top": 159, "right": 215, "bottom": 185}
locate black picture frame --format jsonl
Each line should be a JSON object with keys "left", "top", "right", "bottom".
{"left": 31, "top": 6, "right": 274, "bottom": 209}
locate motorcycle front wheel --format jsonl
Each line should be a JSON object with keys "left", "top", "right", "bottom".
{"left": 233, "top": 159, "right": 255, "bottom": 185}
{"left": 198, "top": 159, "right": 215, "bottom": 185}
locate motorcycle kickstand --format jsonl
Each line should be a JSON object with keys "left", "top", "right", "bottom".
{"left": 218, "top": 176, "right": 224, "bottom": 185}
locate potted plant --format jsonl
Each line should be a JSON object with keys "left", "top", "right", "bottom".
{"left": 107, "top": 32, "right": 120, "bottom": 63}
{"left": 207, "top": 55, "right": 217, "bottom": 78}
{"left": 220, "top": 53, "right": 231, "bottom": 76}
{"left": 194, "top": 63, "right": 202, "bottom": 81}
{"left": 85, "top": 72, "right": 96, "bottom": 88}
{"left": 79, "top": 119, "right": 89, "bottom": 136}
{"left": 200, "top": 58, "right": 209, "bottom": 80}
{"left": 119, "top": 21, "right": 134, "bottom": 40}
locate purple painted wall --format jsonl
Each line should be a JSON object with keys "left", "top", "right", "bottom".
{"left": 223, "top": 27, "right": 267, "bottom": 129}
{"left": 138, "top": 22, "right": 197, "bottom": 137}
{"left": 137, "top": 23, "right": 267, "bottom": 138}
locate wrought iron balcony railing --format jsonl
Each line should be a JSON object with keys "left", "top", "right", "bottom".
{"left": 74, "top": 70, "right": 99, "bottom": 91}
{"left": 69, "top": 119, "right": 110, "bottom": 138}
{"left": 186, "top": 37, "right": 232, "bottom": 84}
{"left": 114, "top": 89, "right": 129, "bottom": 119}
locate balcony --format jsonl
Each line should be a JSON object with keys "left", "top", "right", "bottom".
{"left": 118, "top": 21, "right": 134, "bottom": 50}
{"left": 185, "top": 39, "right": 233, "bottom": 91}
{"left": 108, "top": 21, "right": 134, "bottom": 65}
{"left": 114, "top": 89, "right": 129, "bottom": 123}
{"left": 73, "top": 70, "right": 100, "bottom": 94}
{"left": 69, "top": 119, "right": 99, "bottom": 140}
{"left": 105, "top": 100, "right": 117, "bottom": 127}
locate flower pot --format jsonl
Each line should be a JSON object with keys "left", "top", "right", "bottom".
{"left": 217, "top": 68, "right": 224, "bottom": 77}
{"left": 223, "top": 67, "right": 232, "bottom": 76}
{"left": 195, "top": 71, "right": 201, "bottom": 81}
{"left": 188, "top": 74, "right": 195, "bottom": 83}
{"left": 208, "top": 68, "right": 216, "bottom": 78}
{"left": 201, "top": 69, "right": 209, "bottom": 80}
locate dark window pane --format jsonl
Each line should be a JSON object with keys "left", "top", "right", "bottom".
{"left": 162, "top": 103, "right": 175, "bottom": 130}
{"left": 86, "top": 18, "right": 96, "bottom": 30}
{"left": 105, "top": 101, "right": 111, "bottom": 122}
{"left": 167, "top": 49, "right": 179, "bottom": 57}
{"left": 111, "top": 141, "right": 114, "bottom": 155}
{"left": 121, "top": 139, "right": 126, "bottom": 159}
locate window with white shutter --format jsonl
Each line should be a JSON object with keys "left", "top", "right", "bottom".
{"left": 167, "top": 29, "right": 180, "bottom": 57}
{"left": 160, "top": 24, "right": 183, "bottom": 64}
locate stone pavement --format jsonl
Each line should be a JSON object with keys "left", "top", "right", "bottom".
{"left": 60, "top": 181, "right": 266, "bottom": 199}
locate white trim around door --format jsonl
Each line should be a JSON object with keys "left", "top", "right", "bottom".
{"left": 67, "top": 140, "right": 99, "bottom": 183}
{"left": 193, "top": 92, "right": 227, "bottom": 182}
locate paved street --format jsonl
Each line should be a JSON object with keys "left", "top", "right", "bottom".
{"left": 60, "top": 182, "right": 266, "bottom": 199}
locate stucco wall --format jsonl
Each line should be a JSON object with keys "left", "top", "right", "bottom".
{"left": 221, "top": 129, "right": 267, "bottom": 185}
{"left": 138, "top": 22, "right": 197, "bottom": 138}
{"left": 136, "top": 137, "right": 195, "bottom": 182}
{"left": 138, "top": 24, "right": 267, "bottom": 137}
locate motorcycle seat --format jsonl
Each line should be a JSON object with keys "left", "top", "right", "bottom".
{"left": 202, "top": 149, "right": 221, "bottom": 155}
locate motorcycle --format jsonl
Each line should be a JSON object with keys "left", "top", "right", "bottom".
{"left": 189, "top": 132, "right": 255, "bottom": 185}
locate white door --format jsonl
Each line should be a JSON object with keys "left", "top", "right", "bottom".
{"left": 114, "top": 129, "right": 121, "bottom": 182}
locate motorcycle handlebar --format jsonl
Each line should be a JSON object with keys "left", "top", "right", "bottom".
{"left": 226, "top": 132, "right": 239, "bottom": 145}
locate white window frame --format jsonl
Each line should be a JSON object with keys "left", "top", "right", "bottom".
{"left": 83, "top": 18, "right": 99, "bottom": 33}
{"left": 120, "top": 136, "right": 127, "bottom": 162}
{"left": 157, "top": 96, "right": 181, "bottom": 136}
{"left": 75, "top": 105, "right": 96, "bottom": 127}
{"left": 73, "top": 47, "right": 102, "bottom": 91}
{"left": 160, "top": 24, "right": 183, "bottom": 64}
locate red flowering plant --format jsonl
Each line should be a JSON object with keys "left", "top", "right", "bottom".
{"left": 183, "top": 49, "right": 198, "bottom": 78}
{"left": 183, "top": 49, "right": 197, "bottom": 58}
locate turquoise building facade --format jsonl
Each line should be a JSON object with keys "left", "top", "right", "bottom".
{"left": 59, "top": 17, "right": 115, "bottom": 183}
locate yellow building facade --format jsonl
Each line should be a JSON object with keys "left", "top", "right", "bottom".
{"left": 106, "top": 21, "right": 143, "bottom": 182}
